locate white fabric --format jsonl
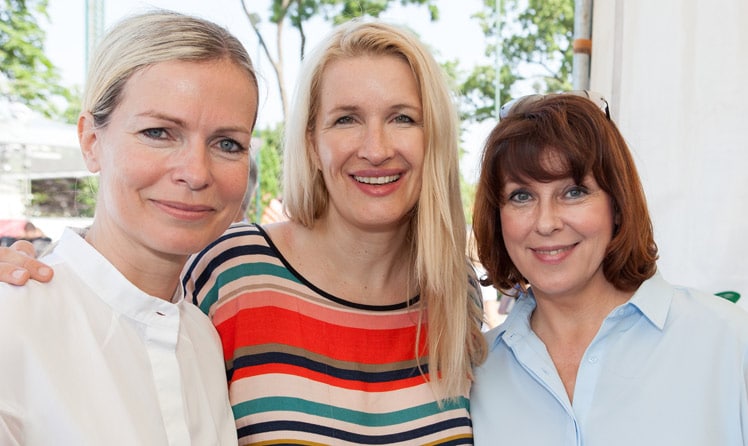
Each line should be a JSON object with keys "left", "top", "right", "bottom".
{"left": 0, "top": 228, "right": 237, "bottom": 445}
{"left": 590, "top": 0, "right": 748, "bottom": 308}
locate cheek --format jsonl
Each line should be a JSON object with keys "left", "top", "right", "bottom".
{"left": 218, "top": 163, "right": 250, "bottom": 202}
{"left": 499, "top": 209, "right": 525, "bottom": 244}
{"left": 576, "top": 206, "right": 615, "bottom": 240}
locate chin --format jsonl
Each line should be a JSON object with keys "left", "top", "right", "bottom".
{"left": 149, "top": 232, "right": 216, "bottom": 258}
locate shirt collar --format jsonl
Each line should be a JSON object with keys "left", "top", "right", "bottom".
{"left": 488, "top": 271, "right": 672, "bottom": 350}
{"left": 624, "top": 271, "right": 672, "bottom": 330}
{"left": 53, "top": 228, "right": 182, "bottom": 325}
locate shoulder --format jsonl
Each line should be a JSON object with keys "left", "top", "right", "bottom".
{"left": 650, "top": 276, "right": 748, "bottom": 344}
{"left": 0, "top": 261, "right": 77, "bottom": 343}
{"left": 183, "top": 223, "right": 271, "bottom": 280}
{"left": 673, "top": 284, "right": 748, "bottom": 327}
{"left": 183, "top": 223, "right": 289, "bottom": 311}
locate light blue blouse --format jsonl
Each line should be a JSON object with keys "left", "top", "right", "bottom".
{"left": 471, "top": 272, "right": 748, "bottom": 446}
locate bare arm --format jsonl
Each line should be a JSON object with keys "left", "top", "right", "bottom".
{"left": 0, "top": 241, "right": 54, "bottom": 285}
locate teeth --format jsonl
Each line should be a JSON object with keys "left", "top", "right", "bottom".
{"left": 354, "top": 174, "right": 400, "bottom": 185}
{"left": 537, "top": 247, "right": 569, "bottom": 256}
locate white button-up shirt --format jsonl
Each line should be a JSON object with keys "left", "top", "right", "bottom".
{"left": 0, "top": 229, "right": 237, "bottom": 445}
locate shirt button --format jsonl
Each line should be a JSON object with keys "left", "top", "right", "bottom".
{"left": 588, "top": 356, "right": 599, "bottom": 364}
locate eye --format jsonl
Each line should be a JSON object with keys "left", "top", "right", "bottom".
{"left": 217, "top": 138, "right": 245, "bottom": 153}
{"left": 508, "top": 189, "right": 532, "bottom": 203}
{"left": 565, "top": 185, "right": 589, "bottom": 199}
{"left": 393, "top": 114, "right": 415, "bottom": 124}
{"left": 142, "top": 128, "right": 167, "bottom": 139}
{"left": 334, "top": 115, "right": 354, "bottom": 125}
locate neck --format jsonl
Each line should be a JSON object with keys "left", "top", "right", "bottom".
{"left": 528, "top": 279, "right": 634, "bottom": 403}
{"left": 273, "top": 217, "right": 417, "bottom": 306}
{"left": 530, "top": 275, "right": 633, "bottom": 339}
{"left": 85, "top": 222, "right": 185, "bottom": 301}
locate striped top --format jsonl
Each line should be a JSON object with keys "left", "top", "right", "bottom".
{"left": 183, "top": 223, "right": 473, "bottom": 445}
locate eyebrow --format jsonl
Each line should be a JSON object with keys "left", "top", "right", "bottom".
{"left": 134, "top": 111, "right": 252, "bottom": 134}
{"left": 135, "top": 111, "right": 186, "bottom": 127}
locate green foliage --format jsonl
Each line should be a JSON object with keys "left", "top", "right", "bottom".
{"left": 459, "top": 0, "right": 574, "bottom": 123}
{"left": 249, "top": 124, "right": 284, "bottom": 221}
{"left": 266, "top": 0, "right": 439, "bottom": 27}
{"left": 30, "top": 176, "right": 98, "bottom": 217}
{"left": 0, "top": 0, "right": 76, "bottom": 121}
{"left": 461, "top": 176, "right": 476, "bottom": 224}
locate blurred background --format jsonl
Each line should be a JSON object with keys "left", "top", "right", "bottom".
{"left": 1, "top": 0, "right": 745, "bottom": 314}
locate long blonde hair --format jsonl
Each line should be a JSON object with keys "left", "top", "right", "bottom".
{"left": 283, "top": 19, "right": 486, "bottom": 400}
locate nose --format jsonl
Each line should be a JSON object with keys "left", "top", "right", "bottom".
{"left": 358, "top": 123, "right": 393, "bottom": 165}
{"left": 173, "top": 141, "right": 212, "bottom": 191}
{"left": 535, "top": 199, "right": 563, "bottom": 235}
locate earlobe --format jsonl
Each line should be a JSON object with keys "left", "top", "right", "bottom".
{"left": 78, "top": 112, "right": 101, "bottom": 174}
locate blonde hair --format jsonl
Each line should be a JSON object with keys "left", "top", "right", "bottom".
{"left": 282, "top": 19, "right": 486, "bottom": 400}
{"left": 83, "top": 10, "right": 258, "bottom": 129}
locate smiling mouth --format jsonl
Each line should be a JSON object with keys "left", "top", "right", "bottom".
{"left": 353, "top": 174, "right": 401, "bottom": 185}
{"left": 533, "top": 245, "right": 576, "bottom": 256}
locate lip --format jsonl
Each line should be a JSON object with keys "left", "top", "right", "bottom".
{"left": 151, "top": 199, "right": 215, "bottom": 221}
{"left": 530, "top": 243, "right": 577, "bottom": 264}
{"left": 349, "top": 169, "right": 405, "bottom": 196}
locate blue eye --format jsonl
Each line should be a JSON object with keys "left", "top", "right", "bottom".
{"left": 394, "top": 114, "right": 415, "bottom": 124}
{"left": 509, "top": 190, "right": 532, "bottom": 203}
{"left": 565, "top": 186, "right": 589, "bottom": 199}
{"left": 335, "top": 116, "right": 354, "bottom": 125}
{"left": 142, "top": 128, "right": 167, "bottom": 139}
{"left": 218, "top": 138, "right": 244, "bottom": 153}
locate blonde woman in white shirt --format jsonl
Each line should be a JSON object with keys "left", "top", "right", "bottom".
{"left": 0, "top": 10, "right": 258, "bottom": 445}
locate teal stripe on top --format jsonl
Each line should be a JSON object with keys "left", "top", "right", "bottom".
{"left": 198, "top": 262, "right": 299, "bottom": 313}
{"left": 233, "top": 396, "right": 470, "bottom": 427}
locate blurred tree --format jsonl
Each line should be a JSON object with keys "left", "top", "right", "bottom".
{"left": 240, "top": 0, "right": 439, "bottom": 121}
{"left": 30, "top": 177, "right": 97, "bottom": 217}
{"left": 458, "top": 0, "right": 574, "bottom": 123}
{"left": 249, "top": 124, "right": 284, "bottom": 221}
{"left": 0, "top": 0, "right": 76, "bottom": 121}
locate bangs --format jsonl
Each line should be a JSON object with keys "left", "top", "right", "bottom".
{"left": 495, "top": 122, "right": 596, "bottom": 194}
{"left": 498, "top": 141, "right": 591, "bottom": 185}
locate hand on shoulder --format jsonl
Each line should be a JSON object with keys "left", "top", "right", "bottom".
{"left": 0, "top": 241, "right": 54, "bottom": 285}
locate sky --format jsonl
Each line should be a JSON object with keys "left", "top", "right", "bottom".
{"left": 42, "top": 0, "right": 496, "bottom": 182}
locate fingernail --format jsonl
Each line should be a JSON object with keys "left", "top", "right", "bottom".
{"left": 38, "top": 267, "right": 52, "bottom": 278}
{"left": 11, "top": 269, "right": 26, "bottom": 281}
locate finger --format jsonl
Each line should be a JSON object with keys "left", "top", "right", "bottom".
{"left": 10, "top": 239, "right": 36, "bottom": 257}
{"left": 0, "top": 245, "right": 54, "bottom": 285}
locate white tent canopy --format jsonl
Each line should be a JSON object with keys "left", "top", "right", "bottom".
{"left": 0, "top": 101, "right": 87, "bottom": 180}
{"left": 590, "top": 0, "right": 748, "bottom": 308}
{"left": 0, "top": 101, "right": 88, "bottom": 218}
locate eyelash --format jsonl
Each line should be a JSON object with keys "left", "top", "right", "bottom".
{"left": 217, "top": 138, "right": 246, "bottom": 153}
{"left": 334, "top": 113, "right": 416, "bottom": 126}
{"left": 142, "top": 128, "right": 168, "bottom": 139}
{"left": 394, "top": 114, "right": 415, "bottom": 124}
{"left": 565, "top": 185, "right": 589, "bottom": 198}
{"left": 506, "top": 185, "right": 589, "bottom": 203}
{"left": 508, "top": 190, "right": 532, "bottom": 203}
{"left": 141, "top": 128, "right": 246, "bottom": 153}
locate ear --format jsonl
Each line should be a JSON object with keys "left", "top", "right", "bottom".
{"left": 78, "top": 112, "right": 101, "bottom": 174}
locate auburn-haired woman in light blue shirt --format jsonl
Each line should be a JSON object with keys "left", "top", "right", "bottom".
{"left": 470, "top": 92, "right": 748, "bottom": 446}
